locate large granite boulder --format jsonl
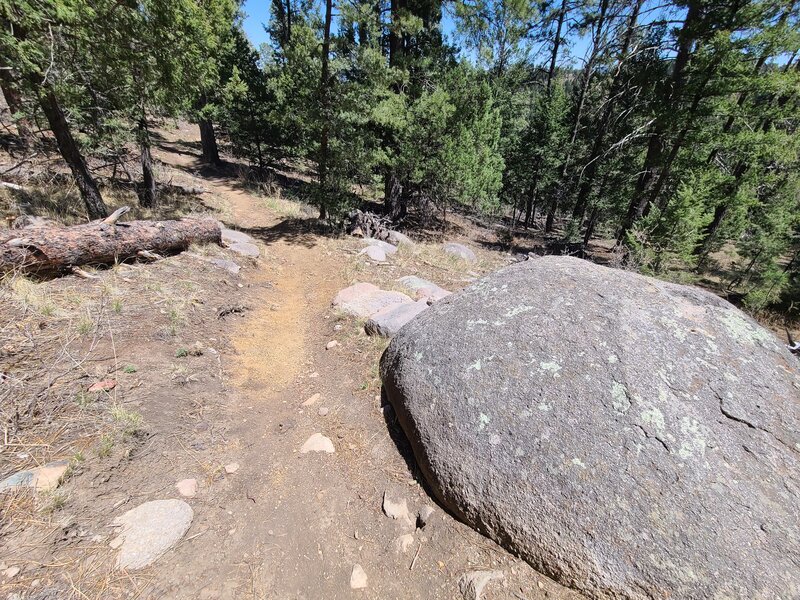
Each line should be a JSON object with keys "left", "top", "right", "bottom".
{"left": 380, "top": 256, "right": 800, "bottom": 600}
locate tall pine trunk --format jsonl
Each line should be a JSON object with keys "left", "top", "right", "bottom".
{"left": 0, "top": 70, "right": 33, "bottom": 144}
{"left": 137, "top": 119, "right": 157, "bottom": 208}
{"left": 539, "top": 0, "right": 569, "bottom": 233}
{"left": 38, "top": 87, "right": 108, "bottom": 220}
{"left": 199, "top": 118, "right": 221, "bottom": 166}
{"left": 618, "top": 2, "right": 701, "bottom": 240}
{"left": 318, "top": 0, "right": 333, "bottom": 220}
{"left": 384, "top": 0, "right": 405, "bottom": 220}
{"left": 572, "top": 0, "right": 642, "bottom": 223}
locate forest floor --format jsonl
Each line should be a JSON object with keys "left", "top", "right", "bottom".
{"left": 0, "top": 123, "right": 586, "bottom": 599}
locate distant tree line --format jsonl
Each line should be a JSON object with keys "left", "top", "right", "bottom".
{"left": 1, "top": 0, "right": 798, "bottom": 310}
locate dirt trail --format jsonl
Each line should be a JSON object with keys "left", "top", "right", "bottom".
{"left": 123, "top": 125, "right": 579, "bottom": 600}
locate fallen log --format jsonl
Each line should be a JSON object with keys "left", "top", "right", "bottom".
{"left": 0, "top": 210, "right": 221, "bottom": 275}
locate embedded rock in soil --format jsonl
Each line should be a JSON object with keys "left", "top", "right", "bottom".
{"left": 365, "top": 300, "right": 429, "bottom": 337}
{"left": 380, "top": 256, "right": 800, "bottom": 600}
{"left": 332, "top": 283, "right": 412, "bottom": 319}
{"left": 111, "top": 499, "right": 193, "bottom": 570}
{"left": 209, "top": 258, "right": 241, "bottom": 275}
{"left": 442, "top": 242, "right": 476, "bottom": 263}
{"left": 300, "top": 433, "right": 335, "bottom": 454}
{"left": 350, "top": 564, "right": 368, "bottom": 589}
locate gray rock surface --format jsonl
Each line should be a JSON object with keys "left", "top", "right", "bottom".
{"left": 442, "top": 242, "right": 476, "bottom": 263}
{"left": 111, "top": 499, "right": 193, "bottom": 570}
{"left": 229, "top": 242, "right": 260, "bottom": 258}
{"left": 397, "top": 276, "right": 451, "bottom": 302}
{"left": 333, "top": 283, "right": 412, "bottom": 318}
{"left": 380, "top": 256, "right": 800, "bottom": 600}
{"left": 387, "top": 230, "right": 414, "bottom": 246}
{"left": 221, "top": 228, "right": 254, "bottom": 245}
{"left": 365, "top": 300, "right": 429, "bottom": 337}
{"left": 360, "top": 245, "right": 387, "bottom": 262}
{"left": 364, "top": 238, "right": 398, "bottom": 254}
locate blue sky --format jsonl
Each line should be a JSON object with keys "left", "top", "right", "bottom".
{"left": 241, "top": 0, "right": 460, "bottom": 52}
{"left": 239, "top": 0, "right": 610, "bottom": 66}
{"left": 241, "top": 0, "right": 271, "bottom": 48}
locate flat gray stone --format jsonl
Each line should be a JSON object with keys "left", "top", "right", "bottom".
{"left": 332, "top": 283, "right": 412, "bottom": 318}
{"left": 364, "top": 238, "right": 398, "bottom": 254}
{"left": 381, "top": 256, "right": 800, "bottom": 600}
{"left": 365, "top": 300, "right": 428, "bottom": 337}
{"left": 221, "top": 228, "right": 254, "bottom": 245}
{"left": 443, "top": 242, "right": 476, "bottom": 263}
{"left": 360, "top": 245, "right": 387, "bottom": 262}
{"left": 397, "top": 276, "right": 451, "bottom": 302}
{"left": 229, "top": 242, "right": 260, "bottom": 258}
{"left": 112, "top": 499, "right": 193, "bottom": 570}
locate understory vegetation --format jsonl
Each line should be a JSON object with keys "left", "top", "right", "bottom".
{"left": 0, "top": 0, "right": 798, "bottom": 313}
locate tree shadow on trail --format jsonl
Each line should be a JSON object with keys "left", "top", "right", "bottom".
{"left": 235, "top": 217, "right": 331, "bottom": 250}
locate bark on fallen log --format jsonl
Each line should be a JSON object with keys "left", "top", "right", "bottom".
{"left": 0, "top": 211, "right": 221, "bottom": 275}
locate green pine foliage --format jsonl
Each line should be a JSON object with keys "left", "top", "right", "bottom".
{"left": 1, "top": 0, "right": 799, "bottom": 314}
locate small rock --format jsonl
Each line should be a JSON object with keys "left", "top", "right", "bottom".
{"left": 224, "top": 463, "right": 240, "bottom": 474}
{"left": 4, "top": 566, "right": 20, "bottom": 579}
{"left": 111, "top": 499, "right": 193, "bottom": 570}
{"left": 333, "top": 323, "right": 343, "bottom": 332}
{"left": 443, "top": 242, "right": 477, "bottom": 263}
{"left": 363, "top": 238, "right": 398, "bottom": 255}
{"left": 302, "top": 393, "right": 321, "bottom": 407}
{"left": 326, "top": 340, "right": 340, "bottom": 350}
{"left": 229, "top": 242, "right": 260, "bottom": 258}
{"left": 360, "top": 246, "right": 387, "bottom": 262}
{"left": 300, "top": 433, "right": 335, "bottom": 454}
{"left": 382, "top": 491, "right": 412, "bottom": 526}
{"left": 458, "top": 570, "right": 504, "bottom": 600}
{"left": 309, "top": 372, "right": 320, "bottom": 378}
{"left": 175, "top": 478, "right": 198, "bottom": 498}
{"left": 417, "top": 505, "right": 435, "bottom": 529}
{"left": 387, "top": 230, "right": 414, "bottom": 246}
{"left": 0, "top": 459, "right": 69, "bottom": 493}
{"left": 394, "top": 533, "right": 415, "bottom": 553}
{"left": 350, "top": 564, "right": 368, "bottom": 589}
{"left": 317, "top": 407, "right": 329, "bottom": 416}
{"left": 88, "top": 379, "right": 117, "bottom": 393}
